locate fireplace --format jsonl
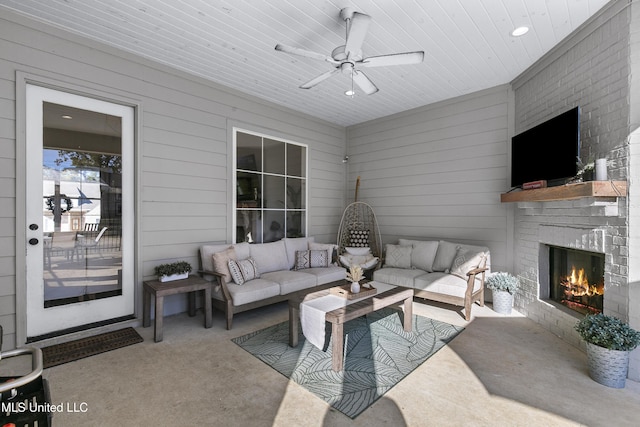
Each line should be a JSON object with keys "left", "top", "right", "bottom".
{"left": 548, "top": 246, "right": 604, "bottom": 315}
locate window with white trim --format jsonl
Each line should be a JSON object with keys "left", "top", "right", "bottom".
{"left": 234, "top": 129, "right": 307, "bottom": 243}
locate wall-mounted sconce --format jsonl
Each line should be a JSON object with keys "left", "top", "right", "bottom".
{"left": 343, "top": 155, "right": 349, "bottom": 163}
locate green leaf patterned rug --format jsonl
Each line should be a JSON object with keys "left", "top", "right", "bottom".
{"left": 232, "top": 308, "right": 463, "bottom": 419}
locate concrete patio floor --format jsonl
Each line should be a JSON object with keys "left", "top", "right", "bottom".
{"left": 9, "top": 299, "right": 640, "bottom": 426}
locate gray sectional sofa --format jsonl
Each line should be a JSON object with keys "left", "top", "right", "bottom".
{"left": 199, "top": 237, "right": 345, "bottom": 329}
{"left": 373, "top": 239, "right": 490, "bottom": 320}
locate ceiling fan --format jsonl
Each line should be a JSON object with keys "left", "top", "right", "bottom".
{"left": 275, "top": 7, "right": 424, "bottom": 96}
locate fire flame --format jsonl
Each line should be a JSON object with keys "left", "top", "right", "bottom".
{"left": 560, "top": 266, "right": 604, "bottom": 297}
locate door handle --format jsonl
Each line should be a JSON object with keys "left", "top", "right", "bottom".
{"left": 28, "top": 238, "right": 39, "bottom": 245}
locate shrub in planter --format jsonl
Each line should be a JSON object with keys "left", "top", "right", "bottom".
{"left": 155, "top": 261, "right": 192, "bottom": 282}
{"left": 575, "top": 313, "right": 640, "bottom": 388}
{"left": 485, "top": 272, "right": 520, "bottom": 315}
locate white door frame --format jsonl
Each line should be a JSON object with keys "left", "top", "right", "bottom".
{"left": 21, "top": 82, "right": 136, "bottom": 340}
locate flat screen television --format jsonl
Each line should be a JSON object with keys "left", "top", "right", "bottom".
{"left": 511, "top": 106, "right": 580, "bottom": 188}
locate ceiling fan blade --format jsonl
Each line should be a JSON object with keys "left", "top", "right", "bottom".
{"left": 300, "top": 68, "right": 340, "bottom": 89}
{"left": 275, "top": 44, "right": 336, "bottom": 63}
{"left": 345, "top": 12, "right": 371, "bottom": 59}
{"left": 361, "top": 51, "right": 425, "bottom": 67}
{"left": 352, "top": 70, "right": 378, "bottom": 95}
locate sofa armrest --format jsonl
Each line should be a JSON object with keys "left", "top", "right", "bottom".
{"left": 198, "top": 269, "right": 232, "bottom": 302}
{"left": 466, "top": 266, "right": 488, "bottom": 277}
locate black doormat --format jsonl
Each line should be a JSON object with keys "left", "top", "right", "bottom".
{"left": 42, "top": 327, "right": 143, "bottom": 368}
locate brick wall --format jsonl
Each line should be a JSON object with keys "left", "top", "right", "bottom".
{"left": 511, "top": 0, "right": 639, "bottom": 380}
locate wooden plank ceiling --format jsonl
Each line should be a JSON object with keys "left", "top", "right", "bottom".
{"left": 0, "top": 0, "right": 611, "bottom": 126}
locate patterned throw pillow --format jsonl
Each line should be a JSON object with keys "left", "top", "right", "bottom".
{"left": 227, "top": 257, "right": 260, "bottom": 285}
{"left": 349, "top": 230, "right": 370, "bottom": 247}
{"left": 294, "top": 250, "right": 328, "bottom": 270}
{"left": 450, "top": 248, "right": 487, "bottom": 279}
{"left": 384, "top": 244, "right": 412, "bottom": 269}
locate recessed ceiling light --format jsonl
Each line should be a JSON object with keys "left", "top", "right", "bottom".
{"left": 344, "top": 90, "right": 355, "bottom": 97}
{"left": 61, "top": 115, "right": 73, "bottom": 119}
{"left": 511, "top": 26, "right": 529, "bottom": 37}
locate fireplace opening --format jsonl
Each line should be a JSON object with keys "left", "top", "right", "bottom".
{"left": 549, "top": 246, "right": 604, "bottom": 315}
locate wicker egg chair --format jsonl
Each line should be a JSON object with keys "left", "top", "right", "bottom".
{"left": 336, "top": 201, "right": 382, "bottom": 274}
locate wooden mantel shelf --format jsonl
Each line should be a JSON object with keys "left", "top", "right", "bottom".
{"left": 500, "top": 181, "right": 627, "bottom": 203}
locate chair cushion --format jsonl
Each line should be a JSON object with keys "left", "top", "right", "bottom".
{"left": 249, "top": 240, "right": 289, "bottom": 274}
{"left": 373, "top": 267, "right": 427, "bottom": 288}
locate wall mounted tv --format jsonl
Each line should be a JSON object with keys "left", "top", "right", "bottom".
{"left": 511, "top": 106, "right": 580, "bottom": 188}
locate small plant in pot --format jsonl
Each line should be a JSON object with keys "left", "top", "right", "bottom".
{"left": 155, "top": 261, "right": 192, "bottom": 282}
{"left": 485, "top": 272, "right": 520, "bottom": 315}
{"left": 574, "top": 313, "right": 640, "bottom": 388}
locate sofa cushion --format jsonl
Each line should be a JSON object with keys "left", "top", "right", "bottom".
{"left": 228, "top": 258, "right": 260, "bottom": 285}
{"left": 299, "top": 265, "right": 346, "bottom": 285}
{"left": 249, "top": 240, "right": 289, "bottom": 274}
{"left": 283, "top": 237, "right": 315, "bottom": 270}
{"left": 212, "top": 247, "right": 237, "bottom": 283}
{"left": 262, "top": 270, "right": 317, "bottom": 295}
{"left": 414, "top": 272, "right": 482, "bottom": 298}
{"left": 373, "top": 267, "right": 427, "bottom": 288}
{"left": 385, "top": 244, "right": 412, "bottom": 269}
{"left": 345, "top": 246, "right": 370, "bottom": 256}
{"left": 399, "top": 239, "right": 438, "bottom": 272}
{"left": 432, "top": 240, "right": 460, "bottom": 272}
{"left": 450, "top": 247, "right": 487, "bottom": 279}
{"left": 294, "top": 250, "right": 328, "bottom": 270}
{"left": 226, "top": 278, "right": 281, "bottom": 306}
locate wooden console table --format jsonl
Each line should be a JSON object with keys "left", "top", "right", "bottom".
{"left": 143, "top": 275, "right": 212, "bottom": 342}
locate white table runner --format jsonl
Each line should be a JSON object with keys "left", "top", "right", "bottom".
{"left": 300, "top": 281, "right": 395, "bottom": 349}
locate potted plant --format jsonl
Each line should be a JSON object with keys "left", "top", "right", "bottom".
{"left": 485, "top": 272, "right": 520, "bottom": 315}
{"left": 155, "top": 261, "right": 192, "bottom": 282}
{"left": 574, "top": 313, "right": 640, "bottom": 388}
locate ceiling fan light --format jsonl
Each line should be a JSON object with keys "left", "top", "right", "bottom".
{"left": 511, "top": 26, "right": 529, "bottom": 37}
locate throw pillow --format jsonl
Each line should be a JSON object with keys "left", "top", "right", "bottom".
{"left": 432, "top": 240, "right": 460, "bottom": 273}
{"left": 294, "top": 250, "right": 328, "bottom": 270}
{"left": 384, "top": 244, "right": 412, "bottom": 269}
{"left": 227, "top": 257, "right": 260, "bottom": 285}
{"left": 349, "top": 230, "right": 370, "bottom": 247}
{"left": 212, "top": 247, "right": 237, "bottom": 283}
{"left": 308, "top": 242, "right": 337, "bottom": 264}
{"left": 450, "top": 248, "right": 487, "bottom": 279}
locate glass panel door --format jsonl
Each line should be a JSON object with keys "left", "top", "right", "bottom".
{"left": 26, "top": 85, "right": 134, "bottom": 338}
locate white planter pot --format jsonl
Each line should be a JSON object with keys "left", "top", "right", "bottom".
{"left": 159, "top": 272, "right": 189, "bottom": 282}
{"left": 492, "top": 290, "right": 513, "bottom": 315}
{"left": 586, "top": 342, "right": 629, "bottom": 388}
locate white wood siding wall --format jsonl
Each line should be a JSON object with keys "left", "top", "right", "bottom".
{"left": 0, "top": 11, "right": 345, "bottom": 347}
{"left": 346, "top": 85, "right": 512, "bottom": 272}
